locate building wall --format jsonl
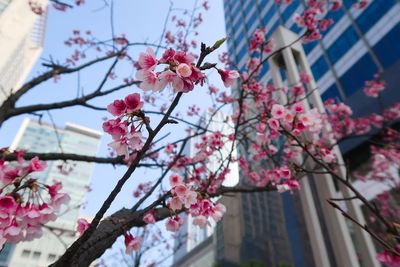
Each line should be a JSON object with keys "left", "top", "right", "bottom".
{"left": 222, "top": 1, "right": 400, "bottom": 266}
{"left": 173, "top": 111, "right": 239, "bottom": 266}
{"left": 6, "top": 229, "right": 76, "bottom": 267}
{"left": 0, "top": 0, "right": 47, "bottom": 105}
{"left": 1, "top": 118, "right": 101, "bottom": 266}
{"left": 223, "top": 0, "right": 400, "bottom": 101}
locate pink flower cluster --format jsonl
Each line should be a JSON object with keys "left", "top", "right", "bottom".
{"left": 135, "top": 48, "right": 206, "bottom": 93}
{"left": 293, "top": 1, "right": 340, "bottom": 42}
{"left": 103, "top": 93, "right": 144, "bottom": 159}
{"left": 76, "top": 218, "right": 90, "bottom": 236}
{"left": 249, "top": 28, "right": 267, "bottom": 52}
{"left": 0, "top": 155, "right": 70, "bottom": 247}
{"left": 325, "top": 99, "right": 400, "bottom": 140}
{"left": 363, "top": 74, "right": 385, "bottom": 98}
{"left": 355, "top": 145, "right": 400, "bottom": 185}
{"left": 377, "top": 247, "right": 400, "bottom": 267}
{"left": 165, "top": 173, "right": 226, "bottom": 231}
{"left": 124, "top": 233, "right": 142, "bottom": 254}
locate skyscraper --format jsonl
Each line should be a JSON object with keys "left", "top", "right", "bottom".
{"left": 172, "top": 111, "right": 239, "bottom": 267}
{"left": 0, "top": 118, "right": 101, "bottom": 267}
{"left": 0, "top": 0, "right": 48, "bottom": 105}
{"left": 223, "top": 0, "right": 400, "bottom": 104}
{"left": 222, "top": 1, "right": 400, "bottom": 266}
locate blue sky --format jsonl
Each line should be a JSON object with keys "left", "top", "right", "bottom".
{"left": 0, "top": 0, "right": 228, "bottom": 265}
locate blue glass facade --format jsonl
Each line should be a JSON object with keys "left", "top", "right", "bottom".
{"left": 224, "top": 0, "right": 400, "bottom": 100}
{"left": 222, "top": 1, "right": 400, "bottom": 266}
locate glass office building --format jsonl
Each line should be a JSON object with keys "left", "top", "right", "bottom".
{"left": 0, "top": 0, "right": 48, "bottom": 106}
{"left": 0, "top": 118, "right": 101, "bottom": 267}
{"left": 224, "top": 0, "right": 400, "bottom": 101}
{"left": 221, "top": 0, "right": 400, "bottom": 266}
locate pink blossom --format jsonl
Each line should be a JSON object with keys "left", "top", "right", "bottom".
{"left": 276, "top": 184, "right": 291, "bottom": 193}
{"left": 169, "top": 174, "right": 182, "bottom": 187}
{"left": 283, "top": 111, "right": 295, "bottom": 124}
{"left": 169, "top": 197, "right": 183, "bottom": 211}
{"left": 173, "top": 51, "right": 195, "bottom": 65}
{"left": 107, "top": 99, "right": 126, "bottom": 116}
{"left": 268, "top": 118, "right": 280, "bottom": 130}
{"left": 285, "top": 180, "right": 300, "bottom": 191}
{"left": 135, "top": 70, "right": 166, "bottom": 92}
{"left": 102, "top": 118, "right": 128, "bottom": 140}
{"left": 271, "top": 104, "right": 285, "bottom": 119}
{"left": 24, "top": 225, "right": 43, "bottom": 241}
{"left": 319, "top": 18, "right": 333, "bottom": 31}
{"left": 46, "top": 181, "right": 63, "bottom": 198}
{"left": 124, "top": 233, "right": 142, "bottom": 254}
{"left": 363, "top": 78, "right": 385, "bottom": 98}
{"left": 26, "top": 205, "right": 41, "bottom": 219}
{"left": 299, "top": 72, "right": 311, "bottom": 84}
{"left": 279, "top": 167, "right": 291, "bottom": 179}
{"left": 166, "top": 217, "right": 180, "bottom": 232}
{"left": 138, "top": 48, "right": 158, "bottom": 70}
{"left": 28, "top": 157, "right": 47, "bottom": 173}
{"left": 184, "top": 191, "right": 197, "bottom": 208}
{"left": 331, "top": 0, "right": 342, "bottom": 11}
{"left": 108, "top": 140, "right": 129, "bottom": 159}
{"left": 353, "top": 0, "right": 368, "bottom": 9}
{"left": 211, "top": 203, "right": 226, "bottom": 222}
{"left": 293, "top": 102, "right": 304, "bottom": 113}
{"left": 192, "top": 215, "right": 208, "bottom": 228}
{"left": 377, "top": 249, "right": 400, "bottom": 266}
{"left": 173, "top": 184, "right": 188, "bottom": 197}
{"left": 4, "top": 223, "right": 21, "bottom": 238}
{"left": 249, "top": 28, "right": 266, "bottom": 51}
{"left": 160, "top": 48, "right": 175, "bottom": 63}
{"left": 165, "top": 143, "right": 176, "bottom": 154}
{"left": 76, "top": 218, "right": 90, "bottom": 235}
{"left": 124, "top": 93, "right": 143, "bottom": 113}
{"left": 50, "top": 193, "right": 71, "bottom": 210}
{"left": 176, "top": 63, "right": 192, "bottom": 78}
{"left": 218, "top": 69, "right": 240, "bottom": 87}
{"left": 0, "top": 196, "right": 16, "bottom": 212}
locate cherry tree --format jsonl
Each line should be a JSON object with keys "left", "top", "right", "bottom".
{"left": 0, "top": 0, "right": 399, "bottom": 266}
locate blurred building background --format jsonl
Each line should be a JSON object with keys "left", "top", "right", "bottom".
{"left": 0, "top": 118, "right": 101, "bottom": 267}
{"left": 0, "top": 0, "right": 48, "bottom": 105}
{"left": 218, "top": 0, "right": 400, "bottom": 267}
{"left": 172, "top": 111, "right": 239, "bottom": 267}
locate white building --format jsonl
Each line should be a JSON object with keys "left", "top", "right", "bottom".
{"left": 172, "top": 111, "right": 239, "bottom": 267}
{"left": 0, "top": 118, "right": 101, "bottom": 267}
{"left": 0, "top": 0, "right": 48, "bottom": 105}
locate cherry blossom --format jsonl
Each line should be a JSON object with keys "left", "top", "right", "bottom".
{"left": 217, "top": 69, "right": 240, "bottom": 87}
{"left": 124, "top": 233, "right": 142, "bottom": 254}
{"left": 76, "top": 218, "right": 90, "bottom": 235}
{"left": 0, "top": 155, "right": 69, "bottom": 247}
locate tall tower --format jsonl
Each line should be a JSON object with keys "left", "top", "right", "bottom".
{"left": 221, "top": 1, "right": 400, "bottom": 266}
{"left": 0, "top": 118, "right": 101, "bottom": 267}
{"left": 0, "top": 0, "right": 48, "bottom": 105}
{"left": 172, "top": 111, "right": 239, "bottom": 267}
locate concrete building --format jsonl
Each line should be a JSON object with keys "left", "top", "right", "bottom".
{"left": 221, "top": 1, "right": 400, "bottom": 266}
{"left": 0, "top": 0, "right": 48, "bottom": 105}
{"left": 0, "top": 118, "right": 101, "bottom": 267}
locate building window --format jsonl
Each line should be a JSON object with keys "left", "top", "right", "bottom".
{"left": 32, "top": 251, "right": 41, "bottom": 260}
{"left": 356, "top": 0, "right": 396, "bottom": 34}
{"left": 48, "top": 254, "right": 57, "bottom": 261}
{"left": 311, "top": 56, "right": 329, "bottom": 81}
{"left": 326, "top": 26, "right": 358, "bottom": 65}
{"left": 21, "top": 250, "right": 30, "bottom": 258}
{"left": 281, "top": 0, "right": 299, "bottom": 22}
